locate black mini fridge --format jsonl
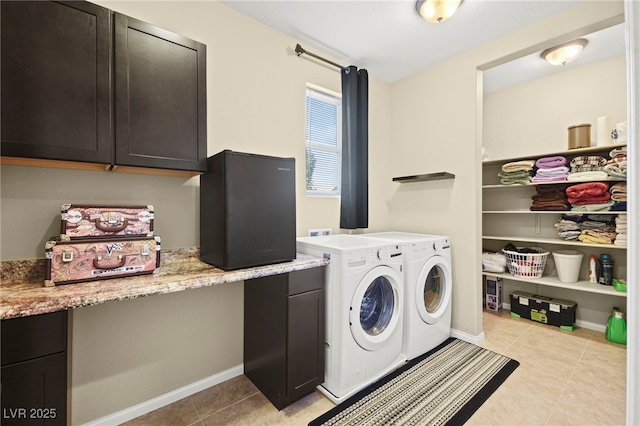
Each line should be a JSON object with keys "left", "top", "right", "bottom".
{"left": 200, "top": 150, "right": 296, "bottom": 270}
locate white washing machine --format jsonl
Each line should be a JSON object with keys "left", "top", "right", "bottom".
{"left": 296, "top": 235, "right": 406, "bottom": 403}
{"left": 363, "top": 232, "right": 452, "bottom": 360}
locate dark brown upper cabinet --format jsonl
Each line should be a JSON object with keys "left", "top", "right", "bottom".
{"left": 0, "top": 1, "right": 113, "bottom": 167}
{"left": 114, "top": 14, "right": 207, "bottom": 173}
{"left": 1, "top": 1, "right": 207, "bottom": 175}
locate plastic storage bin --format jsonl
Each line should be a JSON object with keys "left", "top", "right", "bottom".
{"left": 552, "top": 250, "right": 584, "bottom": 283}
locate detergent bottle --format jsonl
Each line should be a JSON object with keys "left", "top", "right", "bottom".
{"left": 606, "top": 307, "right": 627, "bottom": 345}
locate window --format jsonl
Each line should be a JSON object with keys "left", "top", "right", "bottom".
{"left": 305, "top": 86, "right": 341, "bottom": 196}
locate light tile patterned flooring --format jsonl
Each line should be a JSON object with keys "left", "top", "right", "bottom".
{"left": 124, "top": 309, "right": 627, "bottom": 425}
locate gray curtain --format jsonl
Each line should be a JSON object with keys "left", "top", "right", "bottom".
{"left": 340, "top": 66, "right": 368, "bottom": 229}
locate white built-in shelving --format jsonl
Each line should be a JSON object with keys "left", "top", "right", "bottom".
{"left": 481, "top": 144, "right": 627, "bottom": 298}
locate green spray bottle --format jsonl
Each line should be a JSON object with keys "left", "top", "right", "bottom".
{"left": 606, "top": 307, "right": 627, "bottom": 345}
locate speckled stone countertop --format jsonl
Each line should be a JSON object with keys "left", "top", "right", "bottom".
{"left": 0, "top": 248, "right": 328, "bottom": 320}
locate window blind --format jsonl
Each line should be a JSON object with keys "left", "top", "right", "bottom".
{"left": 305, "top": 87, "right": 342, "bottom": 196}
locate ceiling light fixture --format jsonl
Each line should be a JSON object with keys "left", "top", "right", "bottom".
{"left": 415, "top": 0, "right": 463, "bottom": 24}
{"left": 541, "top": 38, "right": 588, "bottom": 66}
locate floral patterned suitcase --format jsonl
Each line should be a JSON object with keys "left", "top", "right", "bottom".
{"left": 44, "top": 236, "right": 161, "bottom": 286}
{"left": 60, "top": 204, "right": 154, "bottom": 240}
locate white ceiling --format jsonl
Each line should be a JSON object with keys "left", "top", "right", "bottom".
{"left": 220, "top": 0, "right": 626, "bottom": 90}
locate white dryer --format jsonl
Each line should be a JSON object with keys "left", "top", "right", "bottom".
{"left": 296, "top": 235, "right": 406, "bottom": 403}
{"left": 363, "top": 232, "right": 452, "bottom": 360}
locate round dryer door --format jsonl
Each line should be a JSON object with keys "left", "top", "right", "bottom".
{"left": 349, "top": 266, "right": 402, "bottom": 351}
{"left": 416, "top": 255, "right": 452, "bottom": 325}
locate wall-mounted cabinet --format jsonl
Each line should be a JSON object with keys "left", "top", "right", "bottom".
{"left": 0, "top": 1, "right": 207, "bottom": 175}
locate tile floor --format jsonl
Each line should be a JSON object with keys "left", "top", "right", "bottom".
{"left": 124, "top": 309, "right": 627, "bottom": 425}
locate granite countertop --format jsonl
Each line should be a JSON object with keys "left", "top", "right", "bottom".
{"left": 0, "top": 248, "right": 328, "bottom": 320}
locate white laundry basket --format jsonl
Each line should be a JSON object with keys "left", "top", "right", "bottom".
{"left": 502, "top": 247, "right": 549, "bottom": 278}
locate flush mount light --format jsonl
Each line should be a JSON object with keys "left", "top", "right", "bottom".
{"left": 415, "top": 0, "right": 463, "bottom": 23}
{"left": 541, "top": 38, "right": 588, "bottom": 66}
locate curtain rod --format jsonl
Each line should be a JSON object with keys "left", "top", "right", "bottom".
{"left": 295, "top": 43, "right": 345, "bottom": 70}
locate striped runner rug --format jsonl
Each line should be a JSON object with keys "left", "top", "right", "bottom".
{"left": 309, "top": 338, "right": 519, "bottom": 426}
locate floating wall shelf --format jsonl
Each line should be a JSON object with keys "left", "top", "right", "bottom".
{"left": 392, "top": 172, "right": 455, "bottom": 183}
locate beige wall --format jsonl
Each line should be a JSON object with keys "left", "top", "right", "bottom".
{"left": 0, "top": 0, "right": 626, "bottom": 423}
{"left": 484, "top": 54, "right": 627, "bottom": 160}
{"left": 388, "top": 0, "right": 624, "bottom": 339}
{"left": 0, "top": 1, "right": 392, "bottom": 423}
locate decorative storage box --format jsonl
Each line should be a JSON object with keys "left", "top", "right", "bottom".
{"left": 510, "top": 291, "right": 577, "bottom": 331}
{"left": 60, "top": 204, "right": 154, "bottom": 240}
{"left": 44, "top": 236, "right": 161, "bottom": 286}
{"left": 485, "top": 275, "right": 503, "bottom": 312}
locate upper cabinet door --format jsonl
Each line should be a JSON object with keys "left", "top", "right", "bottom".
{"left": 114, "top": 14, "right": 207, "bottom": 172}
{"left": 1, "top": 1, "right": 112, "bottom": 164}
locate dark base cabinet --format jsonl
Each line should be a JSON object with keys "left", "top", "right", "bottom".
{"left": 244, "top": 267, "right": 325, "bottom": 410}
{"left": 1, "top": 311, "right": 68, "bottom": 426}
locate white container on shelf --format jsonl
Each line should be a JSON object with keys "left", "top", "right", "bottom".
{"left": 553, "top": 250, "right": 584, "bottom": 283}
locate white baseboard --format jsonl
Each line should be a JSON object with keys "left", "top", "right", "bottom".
{"left": 450, "top": 328, "right": 485, "bottom": 346}
{"left": 82, "top": 364, "right": 244, "bottom": 426}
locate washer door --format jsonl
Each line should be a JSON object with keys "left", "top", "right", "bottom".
{"left": 349, "top": 266, "right": 402, "bottom": 351}
{"left": 416, "top": 255, "right": 452, "bottom": 325}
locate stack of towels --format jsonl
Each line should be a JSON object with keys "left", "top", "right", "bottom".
{"left": 554, "top": 214, "right": 583, "bottom": 241}
{"left": 530, "top": 184, "right": 570, "bottom": 211}
{"left": 577, "top": 214, "right": 617, "bottom": 244}
{"left": 615, "top": 214, "right": 627, "bottom": 246}
{"left": 604, "top": 146, "right": 627, "bottom": 179}
{"left": 567, "top": 155, "right": 608, "bottom": 181}
{"left": 610, "top": 182, "right": 627, "bottom": 211}
{"left": 532, "top": 156, "right": 569, "bottom": 182}
{"left": 499, "top": 160, "right": 535, "bottom": 185}
{"left": 565, "top": 182, "right": 613, "bottom": 211}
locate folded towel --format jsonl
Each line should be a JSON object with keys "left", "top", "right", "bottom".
{"left": 536, "top": 183, "right": 571, "bottom": 194}
{"left": 569, "top": 155, "right": 607, "bottom": 173}
{"left": 609, "top": 146, "right": 627, "bottom": 159}
{"left": 578, "top": 229, "right": 616, "bottom": 244}
{"left": 569, "top": 194, "right": 612, "bottom": 205}
{"left": 567, "top": 171, "right": 609, "bottom": 181}
{"left": 610, "top": 182, "right": 627, "bottom": 193}
{"left": 530, "top": 203, "right": 570, "bottom": 211}
{"left": 566, "top": 182, "right": 609, "bottom": 198}
{"left": 531, "top": 175, "right": 568, "bottom": 183}
{"left": 604, "top": 164, "right": 627, "bottom": 179}
{"left": 614, "top": 234, "right": 627, "bottom": 246}
{"left": 501, "top": 160, "right": 536, "bottom": 173}
{"left": 611, "top": 201, "right": 627, "bottom": 211}
{"left": 532, "top": 193, "right": 567, "bottom": 202}
{"left": 535, "top": 166, "right": 570, "bottom": 176}
{"left": 499, "top": 170, "right": 532, "bottom": 185}
{"left": 535, "top": 156, "right": 567, "bottom": 169}
{"left": 571, "top": 201, "right": 614, "bottom": 212}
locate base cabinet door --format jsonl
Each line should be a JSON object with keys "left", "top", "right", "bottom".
{"left": 1, "top": 354, "right": 66, "bottom": 426}
{"left": 286, "top": 288, "right": 325, "bottom": 402}
{"left": 244, "top": 267, "right": 325, "bottom": 410}
{"left": 0, "top": 311, "right": 68, "bottom": 426}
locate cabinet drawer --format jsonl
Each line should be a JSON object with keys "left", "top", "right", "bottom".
{"left": 1, "top": 311, "right": 67, "bottom": 366}
{"left": 288, "top": 266, "right": 325, "bottom": 295}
